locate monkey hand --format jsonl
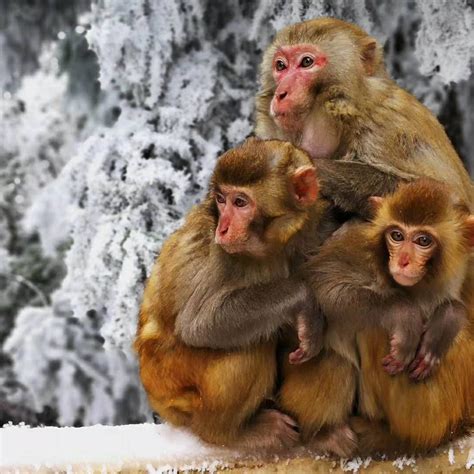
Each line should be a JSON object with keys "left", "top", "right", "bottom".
{"left": 382, "top": 332, "right": 418, "bottom": 375}
{"left": 289, "top": 313, "right": 323, "bottom": 365}
{"left": 408, "top": 301, "right": 465, "bottom": 382}
{"left": 407, "top": 350, "right": 440, "bottom": 382}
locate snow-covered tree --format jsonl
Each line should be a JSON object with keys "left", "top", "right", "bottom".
{"left": 3, "top": 0, "right": 473, "bottom": 425}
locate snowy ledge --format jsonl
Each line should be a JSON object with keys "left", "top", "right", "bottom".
{"left": 1, "top": 423, "right": 473, "bottom": 473}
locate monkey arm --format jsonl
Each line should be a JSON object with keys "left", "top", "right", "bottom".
{"left": 315, "top": 159, "right": 403, "bottom": 218}
{"left": 175, "top": 279, "right": 315, "bottom": 350}
{"left": 288, "top": 307, "right": 326, "bottom": 365}
{"left": 378, "top": 300, "right": 424, "bottom": 374}
{"left": 419, "top": 301, "right": 466, "bottom": 360}
{"left": 407, "top": 301, "right": 467, "bottom": 381}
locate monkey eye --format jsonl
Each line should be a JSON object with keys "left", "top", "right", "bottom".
{"left": 215, "top": 193, "right": 225, "bottom": 204}
{"left": 390, "top": 230, "right": 404, "bottom": 242}
{"left": 275, "top": 59, "right": 286, "bottom": 71}
{"left": 300, "top": 56, "right": 314, "bottom": 68}
{"left": 234, "top": 196, "right": 248, "bottom": 208}
{"left": 415, "top": 235, "right": 433, "bottom": 247}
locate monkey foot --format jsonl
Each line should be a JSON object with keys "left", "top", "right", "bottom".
{"left": 307, "top": 424, "right": 358, "bottom": 458}
{"left": 382, "top": 353, "right": 406, "bottom": 375}
{"left": 408, "top": 352, "right": 440, "bottom": 382}
{"left": 240, "top": 409, "right": 300, "bottom": 451}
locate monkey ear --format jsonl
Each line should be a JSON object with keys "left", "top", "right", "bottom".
{"left": 464, "top": 215, "right": 474, "bottom": 247}
{"left": 369, "top": 196, "right": 384, "bottom": 212}
{"left": 360, "top": 38, "right": 378, "bottom": 75}
{"left": 292, "top": 166, "right": 319, "bottom": 207}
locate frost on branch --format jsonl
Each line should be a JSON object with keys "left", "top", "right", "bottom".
{"left": 57, "top": 0, "right": 258, "bottom": 349}
{"left": 415, "top": 0, "right": 474, "bottom": 84}
{"left": 2, "top": 0, "right": 473, "bottom": 426}
{"left": 4, "top": 298, "right": 146, "bottom": 426}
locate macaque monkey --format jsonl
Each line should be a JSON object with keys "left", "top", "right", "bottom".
{"left": 257, "top": 18, "right": 474, "bottom": 454}
{"left": 135, "top": 138, "right": 326, "bottom": 451}
{"left": 310, "top": 179, "right": 473, "bottom": 382}
{"left": 256, "top": 18, "right": 473, "bottom": 215}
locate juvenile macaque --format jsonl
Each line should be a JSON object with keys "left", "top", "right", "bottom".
{"left": 310, "top": 179, "right": 473, "bottom": 381}
{"left": 135, "top": 138, "right": 326, "bottom": 451}
{"left": 260, "top": 18, "right": 474, "bottom": 454}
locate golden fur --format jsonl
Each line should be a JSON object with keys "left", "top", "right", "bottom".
{"left": 255, "top": 18, "right": 474, "bottom": 455}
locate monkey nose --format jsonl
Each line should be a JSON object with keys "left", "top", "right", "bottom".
{"left": 217, "top": 225, "right": 229, "bottom": 236}
{"left": 277, "top": 91, "right": 288, "bottom": 101}
{"left": 399, "top": 258, "right": 410, "bottom": 268}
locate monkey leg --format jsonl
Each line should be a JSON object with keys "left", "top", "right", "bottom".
{"left": 278, "top": 348, "right": 357, "bottom": 456}
{"left": 348, "top": 416, "right": 410, "bottom": 457}
{"left": 139, "top": 338, "right": 298, "bottom": 450}
{"left": 358, "top": 327, "right": 474, "bottom": 453}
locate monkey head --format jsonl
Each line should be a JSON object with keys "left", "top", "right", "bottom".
{"left": 370, "top": 179, "right": 474, "bottom": 288}
{"left": 270, "top": 42, "right": 328, "bottom": 132}
{"left": 257, "top": 18, "right": 386, "bottom": 140}
{"left": 210, "top": 138, "right": 319, "bottom": 258}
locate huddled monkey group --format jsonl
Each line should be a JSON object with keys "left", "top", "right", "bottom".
{"left": 135, "top": 18, "right": 474, "bottom": 458}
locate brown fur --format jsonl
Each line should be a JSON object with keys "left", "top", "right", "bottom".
{"left": 371, "top": 179, "right": 474, "bottom": 291}
{"left": 256, "top": 17, "right": 474, "bottom": 455}
{"left": 135, "top": 138, "right": 331, "bottom": 451}
{"left": 279, "top": 181, "right": 474, "bottom": 454}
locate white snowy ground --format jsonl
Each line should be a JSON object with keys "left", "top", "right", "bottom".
{"left": 0, "top": 423, "right": 247, "bottom": 472}
{"left": 1, "top": 423, "right": 474, "bottom": 472}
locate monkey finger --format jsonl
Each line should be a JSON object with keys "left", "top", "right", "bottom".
{"left": 409, "top": 354, "right": 439, "bottom": 382}
{"left": 410, "top": 363, "right": 431, "bottom": 382}
{"left": 289, "top": 348, "right": 307, "bottom": 365}
{"left": 408, "top": 360, "right": 428, "bottom": 381}
{"left": 382, "top": 354, "right": 405, "bottom": 375}
{"left": 253, "top": 409, "right": 300, "bottom": 450}
{"left": 278, "top": 412, "right": 300, "bottom": 430}
{"left": 308, "top": 424, "right": 358, "bottom": 458}
{"left": 407, "top": 353, "right": 424, "bottom": 373}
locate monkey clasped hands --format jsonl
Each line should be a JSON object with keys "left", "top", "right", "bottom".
{"left": 310, "top": 179, "right": 474, "bottom": 382}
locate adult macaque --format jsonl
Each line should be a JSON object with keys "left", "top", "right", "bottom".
{"left": 309, "top": 179, "right": 472, "bottom": 381}
{"left": 255, "top": 18, "right": 473, "bottom": 215}
{"left": 256, "top": 18, "right": 474, "bottom": 454}
{"left": 135, "top": 138, "right": 327, "bottom": 451}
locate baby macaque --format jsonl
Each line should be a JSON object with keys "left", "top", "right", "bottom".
{"left": 309, "top": 179, "right": 474, "bottom": 381}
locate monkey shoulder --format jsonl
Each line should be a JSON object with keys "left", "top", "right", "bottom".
{"left": 162, "top": 204, "right": 213, "bottom": 261}
{"left": 309, "top": 224, "right": 379, "bottom": 288}
{"left": 353, "top": 80, "right": 453, "bottom": 168}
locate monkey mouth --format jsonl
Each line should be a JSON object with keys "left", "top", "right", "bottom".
{"left": 391, "top": 271, "right": 424, "bottom": 287}
{"left": 217, "top": 240, "right": 269, "bottom": 259}
{"left": 272, "top": 108, "right": 306, "bottom": 120}
{"left": 216, "top": 239, "right": 247, "bottom": 255}
{"left": 220, "top": 244, "right": 242, "bottom": 254}
{"left": 272, "top": 109, "right": 307, "bottom": 133}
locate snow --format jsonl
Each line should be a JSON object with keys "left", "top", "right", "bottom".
{"left": 1, "top": 424, "right": 473, "bottom": 472}
{"left": 0, "top": 423, "right": 241, "bottom": 471}
{"left": 341, "top": 456, "right": 372, "bottom": 472}
{"left": 392, "top": 455, "right": 416, "bottom": 470}
{"left": 415, "top": 0, "right": 474, "bottom": 83}
{"left": 467, "top": 448, "right": 474, "bottom": 470}
{"left": 448, "top": 447, "right": 455, "bottom": 465}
